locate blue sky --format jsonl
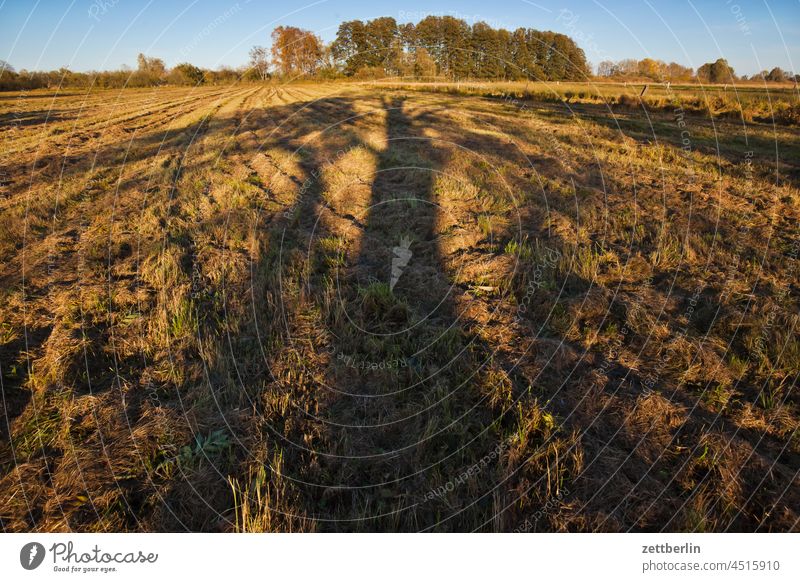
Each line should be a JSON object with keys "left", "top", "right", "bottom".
{"left": 1, "top": 0, "right": 798, "bottom": 76}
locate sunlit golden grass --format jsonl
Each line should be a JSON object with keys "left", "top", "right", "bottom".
{"left": 369, "top": 79, "right": 800, "bottom": 125}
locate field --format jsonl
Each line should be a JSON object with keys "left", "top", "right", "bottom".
{"left": 371, "top": 80, "right": 800, "bottom": 124}
{"left": 0, "top": 81, "right": 798, "bottom": 532}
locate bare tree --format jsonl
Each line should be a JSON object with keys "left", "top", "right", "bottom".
{"left": 136, "top": 53, "right": 165, "bottom": 76}
{"left": 135, "top": 53, "right": 166, "bottom": 85}
{"left": 596, "top": 60, "right": 615, "bottom": 77}
{"left": 248, "top": 46, "right": 270, "bottom": 80}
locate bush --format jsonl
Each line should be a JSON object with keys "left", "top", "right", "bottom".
{"left": 772, "top": 103, "right": 800, "bottom": 125}
{"left": 618, "top": 94, "right": 639, "bottom": 108}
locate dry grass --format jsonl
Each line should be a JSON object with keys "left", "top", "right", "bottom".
{"left": 0, "top": 81, "right": 797, "bottom": 532}
{"left": 369, "top": 79, "right": 800, "bottom": 125}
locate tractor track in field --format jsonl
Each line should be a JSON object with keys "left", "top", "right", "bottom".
{"left": 2, "top": 88, "right": 258, "bottom": 288}
{"left": 1, "top": 87, "right": 234, "bottom": 159}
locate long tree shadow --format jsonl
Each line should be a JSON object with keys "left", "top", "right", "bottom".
{"left": 264, "top": 95, "right": 601, "bottom": 532}
{"left": 307, "top": 97, "right": 495, "bottom": 529}
{"left": 2, "top": 91, "right": 504, "bottom": 531}
{"left": 147, "top": 95, "right": 372, "bottom": 530}
{"left": 225, "top": 94, "right": 647, "bottom": 532}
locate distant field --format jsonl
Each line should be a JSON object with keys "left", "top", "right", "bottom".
{"left": 0, "top": 82, "right": 798, "bottom": 532}
{"left": 369, "top": 79, "right": 800, "bottom": 124}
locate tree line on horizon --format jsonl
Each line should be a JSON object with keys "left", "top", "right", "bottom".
{"left": 0, "top": 55, "right": 241, "bottom": 91}
{"left": 247, "top": 17, "right": 591, "bottom": 82}
{"left": 0, "top": 15, "right": 796, "bottom": 91}
{"left": 597, "top": 56, "right": 796, "bottom": 84}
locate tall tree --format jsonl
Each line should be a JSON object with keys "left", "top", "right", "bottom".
{"left": 136, "top": 54, "right": 165, "bottom": 77}
{"left": 709, "top": 58, "right": 735, "bottom": 83}
{"left": 665, "top": 62, "right": 694, "bottom": 81}
{"left": 766, "top": 67, "right": 787, "bottom": 82}
{"left": 470, "top": 22, "right": 501, "bottom": 78}
{"left": 637, "top": 58, "right": 665, "bottom": 80}
{"left": 271, "top": 26, "right": 323, "bottom": 76}
{"left": 413, "top": 47, "right": 437, "bottom": 78}
{"left": 439, "top": 16, "right": 471, "bottom": 79}
{"left": 134, "top": 53, "right": 165, "bottom": 85}
{"left": 597, "top": 60, "right": 616, "bottom": 77}
{"left": 296, "top": 30, "right": 324, "bottom": 75}
{"left": 414, "top": 16, "right": 444, "bottom": 68}
{"left": 494, "top": 28, "right": 514, "bottom": 80}
{"left": 511, "top": 28, "right": 534, "bottom": 79}
{"left": 331, "top": 20, "right": 369, "bottom": 75}
{"left": 365, "top": 17, "right": 399, "bottom": 68}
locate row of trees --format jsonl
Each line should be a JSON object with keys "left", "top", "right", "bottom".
{"left": 597, "top": 57, "right": 798, "bottom": 84}
{"left": 2, "top": 15, "right": 797, "bottom": 91}
{"left": 248, "top": 17, "right": 591, "bottom": 81}
{"left": 0, "top": 54, "right": 248, "bottom": 91}
{"left": 327, "top": 16, "right": 590, "bottom": 80}
{"left": 597, "top": 58, "right": 694, "bottom": 81}
{"left": 750, "top": 67, "right": 797, "bottom": 83}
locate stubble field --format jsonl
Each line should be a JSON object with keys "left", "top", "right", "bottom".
{"left": 0, "top": 81, "right": 798, "bottom": 532}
